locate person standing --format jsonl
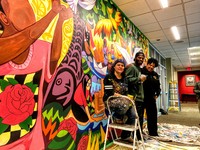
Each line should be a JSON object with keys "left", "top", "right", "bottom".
{"left": 193, "top": 81, "right": 200, "bottom": 125}
{"left": 125, "top": 51, "right": 146, "bottom": 140}
{"left": 142, "top": 58, "right": 161, "bottom": 136}
{"left": 103, "top": 59, "right": 136, "bottom": 142}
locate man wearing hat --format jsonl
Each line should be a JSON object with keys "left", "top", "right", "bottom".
{"left": 125, "top": 50, "right": 146, "bottom": 140}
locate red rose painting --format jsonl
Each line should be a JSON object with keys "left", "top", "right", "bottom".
{"left": 0, "top": 84, "right": 35, "bottom": 125}
{"left": 77, "top": 135, "right": 89, "bottom": 150}
{"left": 58, "top": 117, "right": 78, "bottom": 140}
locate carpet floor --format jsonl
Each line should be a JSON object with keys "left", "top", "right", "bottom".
{"left": 105, "top": 102, "right": 200, "bottom": 150}
{"left": 158, "top": 102, "right": 200, "bottom": 127}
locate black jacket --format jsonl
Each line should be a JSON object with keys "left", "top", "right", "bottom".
{"left": 141, "top": 67, "right": 161, "bottom": 100}
{"left": 103, "top": 74, "right": 128, "bottom": 101}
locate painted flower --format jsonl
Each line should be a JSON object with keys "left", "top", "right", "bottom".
{"left": 0, "top": 84, "right": 35, "bottom": 125}
{"left": 58, "top": 117, "right": 78, "bottom": 140}
{"left": 77, "top": 135, "right": 89, "bottom": 150}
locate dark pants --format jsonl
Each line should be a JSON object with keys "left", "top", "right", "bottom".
{"left": 121, "top": 106, "right": 136, "bottom": 138}
{"left": 135, "top": 101, "right": 144, "bottom": 140}
{"left": 144, "top": 98, "right": 158, "bottom": 136}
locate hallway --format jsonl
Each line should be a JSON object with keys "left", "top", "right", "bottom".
{"left": 106, "top": 102, "right": 200, "bottom": 149}
{"left": 158, "top": 102, "right": 199, "bottom": 127}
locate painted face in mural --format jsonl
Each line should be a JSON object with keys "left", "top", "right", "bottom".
{"left": 1, "top": 0, "right": 35, "bottom": 30}
{"left": 52, "top": 69, "right": 75, "bottom": 106}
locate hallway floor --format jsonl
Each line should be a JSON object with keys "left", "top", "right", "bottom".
{"left": 105, "top": 102, "right": 200, "bottom": 150}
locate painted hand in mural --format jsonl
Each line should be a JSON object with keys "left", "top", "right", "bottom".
{"left": 52, "top": 0, "right": 63, "bottom": 14}
{"left": 0, "top": 0, "right": 69, "bottom": 68}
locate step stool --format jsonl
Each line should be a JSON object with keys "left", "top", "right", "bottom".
{"left": 103, "top": 95, "right": 145, "bottom": 150}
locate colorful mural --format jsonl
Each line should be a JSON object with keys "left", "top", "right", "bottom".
{"left": 0, "top": 0, "right": 149, "bottom": 149}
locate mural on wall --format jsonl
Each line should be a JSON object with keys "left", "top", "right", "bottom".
{"left": 0, "top": 0, "right": 149, "bottom": 149}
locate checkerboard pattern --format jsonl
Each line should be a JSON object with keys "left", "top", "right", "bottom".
{"left": 0, "top": 70, "right": 41, "bottom": 146}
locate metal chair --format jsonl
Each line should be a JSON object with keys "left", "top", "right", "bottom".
{"left": 103, "top": 95, "right": 145, "bottom": 150}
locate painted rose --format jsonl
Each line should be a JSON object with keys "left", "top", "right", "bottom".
{"left": 0, "top": 84, "right": 35, "bottom": 125}
{"left": 58, "top": 117, "right": 78, "bottom": 140}
{"left": 77, "top": 135, "right": 89, "bottom": 150}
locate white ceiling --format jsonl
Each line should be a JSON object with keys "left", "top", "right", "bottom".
{"left": 113, "top": 0, "right": 200, "bottom": 71}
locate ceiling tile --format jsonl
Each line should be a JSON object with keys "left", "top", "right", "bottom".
{"left": 112, "top": 0, "right": 134, "bottom": 6}
{"left": 146, "top": 0, "right": 162, "bottom": 10}
{"left": 186, "top": 12, "right": 200, "bottom": 24}
{"left": 146, "top": 0, "right": 182, "bottom": 10}
{"left": 154, "top": 5, "right": 184, "bottom": 21}
{"left": 176, "top": 51, "right": 189, "bottom": 55}
{"left": 163, "top": 26, "right": 188, "bottom": 41}
{"left": 159, "top": 17, "right": 185, "bottom": 29}
{"left": 153, "top": 41, "right": 171, "bottom": 47}
{"left": 188, "top": 30, "right": 200, "bottom": 38}
{"left": 171, "top": 42, "right": 189, "bottom": 49}
{"left": 130, "top": 13, "right": 157, "bottom": 26}
{"left": 188, "top": 22, "right": 200, "bottom": 32}
{"left": 138, "top": 22, "right": 161, "bottom": 33}
{"left": 117, "top": 0, "right": 150, "bottom": 17}
{"left": 145, "top": 30, "right": 165, "bottom": 39}
{"left": 190, "top": 37, "right": 200, "bottom": 43}
{"left": 190, "top": 41, "right": 200, "bottom": 47}
{"left": 184, "top": 0, "right": 200, "bottom": 15}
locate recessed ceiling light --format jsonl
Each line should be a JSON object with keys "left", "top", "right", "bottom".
{"left": 171, "top": 26, "right": 180, "bottom": 40}
{"left": 160, "top": 0, "right": 168, "bottom": 8}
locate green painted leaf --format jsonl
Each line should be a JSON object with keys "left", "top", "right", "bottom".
{"left": 7, "top": 78, "right": 18, "bottom": 85}
{"left": 19, "top": 122, "right": 29, "bottom": 131}
{"left": 0, "top": 79, "right": 10, "bottom": 91}
{"left": 25, "top": 82, "right": 38, "bottom": 93}
{"left": 23, "top": 116, "right": 32, "bottom": 125}
{"left": 19, "top": 116, "right": 33, "bottom": 131}
{"left": 0, "top": 118, "right": 9, "bottom": 134}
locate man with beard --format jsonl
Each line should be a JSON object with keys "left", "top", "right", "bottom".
{"left": 125, "top": 51, "right": 146, "bottom": 140}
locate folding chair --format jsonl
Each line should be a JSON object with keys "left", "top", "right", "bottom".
{"left": 103, "top": 95, "right": 145, "bottom": 150}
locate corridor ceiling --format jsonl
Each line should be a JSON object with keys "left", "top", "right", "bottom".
{"left": 113, "top": 0, "right": 200, "bottom": 71}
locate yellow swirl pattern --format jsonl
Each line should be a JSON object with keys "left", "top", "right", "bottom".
{"left": 29, "top": 0, "right": 73, "bottom": 66}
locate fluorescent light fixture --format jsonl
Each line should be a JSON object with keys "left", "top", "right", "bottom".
{"left": 171, "top": 26, "right": 180, "bottom": 40}
{"left": 189, "top": 52, "right": 200, "bottom": 56}
{"left": 160, "top": 0, "right": 168, "bottom": 8}
{"left": 188, "top": 46, "right": 200, "bottom": 50}
{"left": 190, "top": 57, "right": 200, "bottom": 60}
